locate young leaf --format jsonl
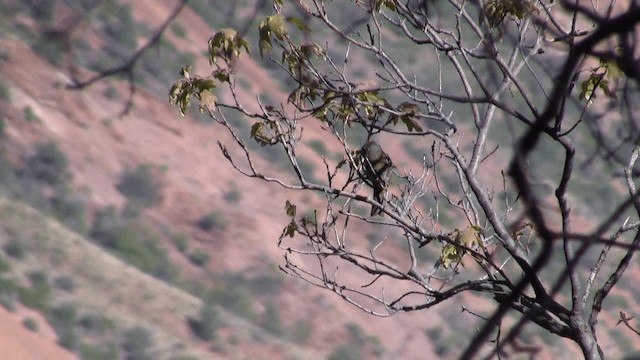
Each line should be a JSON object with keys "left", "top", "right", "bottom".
{"left": 439, "top": 226, "right": 483, "bottom": 268}
{"left": 285, "top": 200, "right": 297, "bottom": 218}
{"left": 199, "top": 90, "right": 217, "bottom": 113}
{"left": 267, "top": 15, "right": 287, "bottom": 40}
{"left": 283, "top": 221, "right": 297, "bottom": 238}
{"left": 441, "top": 242, "right": 462, "bottom": 269}
{"left": 287, "top": 16, "right": 310, "bottom": 33}
{"left": 400, "top": 116, "right": 423, "bottom": 132}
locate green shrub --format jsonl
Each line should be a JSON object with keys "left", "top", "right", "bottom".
{"left": 0, "top": 276, "right": 17, "bottom": 311}
{"left": 90, "top": 207, "right": 179, "bottom": 281}
{"left": 237, "top": 77, "right": 253, "bottom": 91}
{"left": 223, "top": 187, "right": 242, "bottom": 204}
{"left": 18, "top": 271, "right": 50, "bottom": 310}
{"left": 308, "top": 139, "right": 328, "bottom": 156}
{"left": 0, "top": 294, "right": 16, "bottom": 311}
{"left": 188, "top": 301, "right": 220, "bottom": 341}
{"left": 79, "top": 313, "right": 115, "bottom": 335}
{"left": 90, "top": 206, "right": 124, "bottom": 245}
{"left": 341, "top": 322, "right": 384, "bottom": 356}
{"left": 122, "top": 326, "right": 154, "bottom": 360}
{"left": 346, "top": 322, "right": 367, "bottom": 344}
{"left": 610, "top": 328, "right": 633, "bottom": 353}
{"left": 136, "top": 39, "right": 196, "bottom": 90}
{"left": 197, "top": 210, "right": 228, "bottom": 231}
{"left": 54, "top": 275, "right": 75, "bottom": 293}
{"left": 51, "top": 191, "right": 87, "bottom": 234}
{"left": 172, "top": 233, "right": 189, "bottom": 253}
{"left": 0, "top": 82, "right": 10, "bottom": 101}
{"left": 22, "top": 142, "right": 71, "bottom": 187}
{"left": 0, "top": 152, "right": 17, "bottom": 193}
{"left": 48, "top": 302, "right": 77, "bottom": 327}
{"left": 623, "top": 352, "right": 640, "bottom": 360}
{"left": 116, "top": 164, "right": 163, "bottom": 208}
{"left": 287, "top": 319, "right": 313, "bottom": 345}
{"left": 22, "top": 317, "right": 38, "bottom": 332}
{"left": 0, "top": 51, "right": 10, "bottom": 62}
{"left": 432, "top": 334, "right": 454, "bottom": 357}
{"left": 79, "top": 342, "right": 119, "bottom": 360}
{"left": 31, "top": 32, "right": 68, "bottom": 65}
{"left": 296, "top": 156, "right": 317, "bottom": 180}
{"left": 369, "top": 335, "right": 385, "bottom": 357}
{"left": 23, "top": 106, "right": 41, "bottom": 123}
{"left": 100, "top": 2, "right": 138, "bottom": 50}
{"left": 103, "top": 86, "right": 119, "bottom": 100}
{"left": 328, "top": 343, "right": 363, "bottom": 360}
{"left": 402, "top": 140, "right": 429, "bottom": 162}
{"left": 0, "top": 256, "right": 10, "bottom": 273}
{"left": 260, "top": 301, "right": 284, "bottom": 337}
{"left": 4, "top": 238, "right": 26, "bottom": 258}
{"left": 424, "top": 327, "right": 443, "bottom": 343}
{"left": 111, "top": 228, "right": 177, "bottom": 281}
{"left": 188, "top": 249, "right": 210, "bottom": 267}
{"left": 186, "top": 0, "right": 231, "bottom": 28}
{"left": 249, "top": 266, "right": 285, "bottom": 297}
{"left": 0, "top": 116, "right": 5, "bottom": 139}
{"left": 26, "top": 0, "right": 55, "bottom": 23}
{"left": 171, "top": 22, "right": 187, "bottom": 38}
{"left": 48, "top": 302, "right": 78, "bottom": 350}
{"left": 209, "top": 285, "right": 255, "bottom": 320}
{"left": 122, "top": 201, "right": 143, "bottom": 219}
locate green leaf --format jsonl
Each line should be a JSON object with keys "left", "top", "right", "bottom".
{"left": 439, "top": 226, "right": 483, "bottom": 268}
{"left": 601, "top": 60, "right": 623, "bottom": 81}
{"left": 250, "top": 122, "right": 274, "bottom": 145}
{"left": 440, "top": 243, "right": 462, "bottom": 269}
{"left": 194, "top": 78, "right": 216, "bottom": 92}
{"left": 267, "top": 15, "right": 287, "bottom": 40}
{"left": 398, "top": 102, "right": 420, "bottom": 115}
{"left": 180, "top": 65, "right": 191, "bottom": 79}
{"left": 600, "top": 79, "right": 617, "bottom": 100}
{"left": 258, "top": 19, "right": 273, "bottom": 58}
{"left": 400, "top": 115, "right": 423, "bottom": 132}
{"left": 287, "top": 16, "right": 310, "bottom": 33}
{"left": 198, "top": 90, "right": 216, "bottom": 113}
{"left": 484, "top": 0, "right": 536, "bottom": 28}
{"left": 300, "top": 43, "right": 325, "bottom": 58}
{"left": 258, "top": 15, "right": 288, "bottom": 57}
{"left": 579, "top": 76, "right": 597, "bottom": 101}
{"left": 459, "top": 225, "right": 483, "bottom": 247}
{"left": 169, "top": 80, "right": 193, "bottom": 116}
{"left": 212, "top": 69, "right": 230, "bottom": 83}
{"left": 251, "top": 122, "right": 264, "bottom": 138}
{"left": 238, "top": 37, "right": 251, "bottom": 57}
{"left": 374, "top": 0, "right": 397, "bottom": 12}
{"left": 208, "top": 28, "right": 250, "bottom": 64}
{"left": 285, "top": 200, "right": 297, "bottom": 218}
{"left": 284, "top": 221, "right": 297, "bottom": 237}
{"left": 259, "top": 38, "right": 273, "bottom": 58}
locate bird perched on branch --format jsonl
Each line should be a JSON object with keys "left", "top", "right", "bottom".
{"left": 358, "top": 140, "right": 393, "bottom": 216}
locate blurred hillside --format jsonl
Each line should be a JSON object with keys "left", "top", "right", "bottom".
{"left": 0, "top": 1, "right": 638, "bottom": 359}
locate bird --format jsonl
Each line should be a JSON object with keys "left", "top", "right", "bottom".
{"left": 358, "top": 140, "right": 393, "bottom": 216}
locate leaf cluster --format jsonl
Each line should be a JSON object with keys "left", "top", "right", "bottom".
{"left": 579, "top": 60, "right": 623, "bottom": 103}
{"left": 440, "top": 225, "right": 484, "bottom": 269}
{"left": 208, "top": 28, "right": 250, "bottom": 65}
{"left": 169, "top": 66, "right": 228, "bottom": 116}
{"left": 484, "top": 0, "right": 537, "bottom": 28}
